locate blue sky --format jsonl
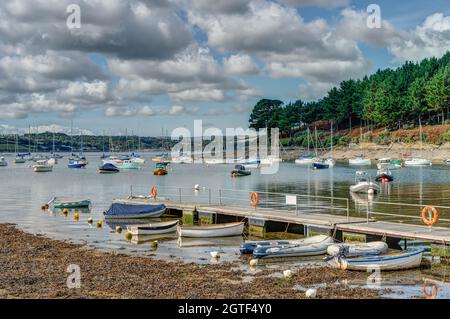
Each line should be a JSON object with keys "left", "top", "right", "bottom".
{"left": 0, "top": 0, "right": 449, "bottom": 136}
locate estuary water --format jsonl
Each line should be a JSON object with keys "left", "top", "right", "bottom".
{"left": 0, "top": 152, "right": 449, "bottom": 298}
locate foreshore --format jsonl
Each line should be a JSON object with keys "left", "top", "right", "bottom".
{"left": 282, "top": 142, "right": 450, "bottom": 163}
{"left": 0, "top": 224, "right": 384, "bottom": 299}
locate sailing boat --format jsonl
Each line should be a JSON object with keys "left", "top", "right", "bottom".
{"left": 312, "top": 126, "right": 330, "bottom": 169}
{"left": 404, "top": 117, "right": 432, "bottom": 166}
{"left": 325, "top": 122, "right": 336, "bottom": 167}
{"left": 295, "top": 127, "right": 319, "bottom": 165}
{"left": 349, "top": 123, "right": 371, "bottom": 166}
{"left": 68, "top": 127, "right": 88, "bottom": 168}
{"left": 47, "top": 131, "right": 58, "bottom": 165}
{"left": 14, "top": 133, "right": 26, "bottom": 163}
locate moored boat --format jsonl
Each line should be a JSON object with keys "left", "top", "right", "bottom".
{"left": 153, "top": 162, "right": 168, "bottom": 176}
{"left": 99, "top": 163, "right": 120, "bottom": 173}
{"left": 252, "top": 235, "right": 334, "bottom": 259}
{"left": 240, "top": 238, "right": 308, "bottom": 254}
{"left": 48, "top": 197, "right": 91, "bottom": 209}
{"left": 375, "top": 168, "right": 394, "bottom": 182}
{"left": 312, "top": 161, "right": 329, "bottom": 170}
{"left": 33, "top": 160, "right": 53, "bottom": 172}
{"left": 349, "top": 155, "right": 371, "bottom": 166}
{"left": 68, "top": 157, "right": 87, "bottom": 168}
{"left": 126, "top": 220, "right": 179, "bottom": 236}
{"left": 177, "top": 222, "right": 245, "bottom": 238}
{"left": 326, "top": 241, "right": 388, "bottom": 258}
{"left": 404, "top": 157, "right": 432, "bottom": 167}
{"left": 377, "top": 158, "right": 402, "bottom": 170}
{"left": 0, "top": 157, "right": 7, "bottom": 167}
{"left": 104, "top": 202, "right": 166, "bottom": 219}
{"left": 116, "top": 159, "right": 140, "bottom": 169}
{"left": 350, "top": 171, "right": 380, "bottom": 193}
{"left": 231, "top": 164, "right": 251, "bottom": 177}
{"left": 14, "top": 156, "right": 26, "bottom": 164}
{"left": 240, "top": 159, "right": 261, "bottom": 169}
{"left": 328, "top": 248, "right": 424, "bottom": 271}
{"left": 295, "top": 155, "right": 318, "bottom": 165}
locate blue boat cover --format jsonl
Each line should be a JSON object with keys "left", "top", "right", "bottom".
{"left": 105, "top": 203, "right": 166, "bottom": 217}
{"left": 100, "top": 163, "right": 118, "bottom": 170}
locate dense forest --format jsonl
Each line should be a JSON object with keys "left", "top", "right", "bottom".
{"left": 249, "top": 52, "right": 450, "bottom": 138}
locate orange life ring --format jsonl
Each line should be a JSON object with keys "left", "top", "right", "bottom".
{"left": 422, "top": 285, "right": 438, "bottom": 299}
{"left": 250, "top": 192, "right": 259, "bottom": 207}
{"left": 150, "top": 186, "right": 158, "bottom": 199}
{"left": 422, "top": 206, "right": 438, "bottom": 226}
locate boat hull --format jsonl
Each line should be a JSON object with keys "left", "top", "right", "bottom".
{"left": 127, "top": 220, "right": 179, "bottom": 236}
{"left": 329, "top": 249, "right": 424, "bottom": 271}
{"left": 350, "top": 182, "right": 379, "bottom": 193}
{"left": 105, "top": 202, "right": 166, "bottom": 219}
{"left": 178, "top": 222, "right": 245, "bottom": 238}
{"left": 252, "top": 235, "right": 334, "bottom": 259}
{"left": 327, "top": 242, "right": 388, "bottom": 258}
{"left": 313, "top": 162, "right": 329, "bottom": 169}
{"left": 52, "top": 199, "right": 91, "bottom": 209}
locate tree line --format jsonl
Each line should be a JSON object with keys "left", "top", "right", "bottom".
{"left": 249, "top": 52, "right": 450, "bottom": 135}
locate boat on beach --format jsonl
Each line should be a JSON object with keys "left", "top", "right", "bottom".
{"left": 104, "top": 202, "right": 166, "bottom": 219}
{"left": 350, "top": 171, "right": 380, "bottom": 193}
{"left": 326, "top": 242, "right": 388, "bottom": 258}
{"left": 177, "top": 222, "right": 245, "bottom": 238}
{"left": 327, "top": 248, "right": 424, "bottom": 271}
{"left": 252, "top": 235, "right": 334, "bottom": 259}
{"left": 126, "top": 220, "right": 179, "bottom": 236}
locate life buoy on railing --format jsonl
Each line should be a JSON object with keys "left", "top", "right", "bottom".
{"left": 150, "top": 186, "right": 158, "bottom": 199}
{"left": 250, "top": 192, "right": 259, "bottom": 207}
{"left": 422, "top": 206, "right": 438, "bottom": 226}
{"left": 422, "top": 285, "right": 438, "bottom": 299}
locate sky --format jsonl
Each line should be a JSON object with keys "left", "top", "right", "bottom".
{"left": 0, "top": 0, "right": 450, "bottom": 136}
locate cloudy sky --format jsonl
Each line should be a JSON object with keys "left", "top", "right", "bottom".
{"left": 0, "top": 0, "right": 449, "bottom": 135}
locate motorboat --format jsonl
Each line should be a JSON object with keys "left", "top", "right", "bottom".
{"left": 375, "top": 167, "right": 394, "bottom": 182}
{"left": 99, "top": 163, "right": 120, "bottom": 173}
{"left": 295, "top": 155, "right": 318, "bottom": 165}
{"left": 377, "top": 158, "right": 402, "bottom": 170}
{"left": 240, "top": 159, "right": 261, "bottom": 169}
{"left": 0, "top": 157, "right": 8, "bottom": 167}
{"left": 312, "top": 160, "right": 329, "bottom": 170}
{"left": 350, "top": 171, "right": 380, "bottom": 193}
{"left": 404, "top": 158, "right": 432, "bottom": 167}
{"left": 231, "top": 164, "right": 251, "bottom": 177}
{"left": 33, "top": 160, "right": 53, "bottom": 172}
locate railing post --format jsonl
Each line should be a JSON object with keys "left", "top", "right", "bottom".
{"left": 219, "top": 189, "right": 222, "bottom": 205}
{"left": 179, "top": 188, "right": 182, "bottom": 203}
{"left": 130, "top": 185, "right": 133, "bottom": 198}
{"left": 209, "top": 188, "right": 211, "bottom": 205}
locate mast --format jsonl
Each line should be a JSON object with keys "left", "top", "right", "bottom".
{"left": 330, "top": 121, "right": 333, "bottom": 157}
{"left": 307, "top": 127, "right": 310, "bottom": 155}
{"left": 28, "top": 125, "right": 31, "bottom": 153}
{"left": 314, "top": 126, "right": 318, "bottom": 157}
{"left": 52, "top": 131, "right": 55, "bottom": 154}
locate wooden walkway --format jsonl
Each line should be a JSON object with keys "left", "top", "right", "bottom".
{"left": 118, "top": 198, "right": 450, "bottom": 245}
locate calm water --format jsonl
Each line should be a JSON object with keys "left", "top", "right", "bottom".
{"left": 0, "top": 152, "right": 449, "bottom": 298}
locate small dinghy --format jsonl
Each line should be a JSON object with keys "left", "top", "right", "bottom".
{"left": 326, "top": 241, "right": 388, "bottom": 258}
{"left": 177, "top": 222, "right": 245, "bottom": 238}
{"left": 328, "top": 248, "right": 424, "bottom": 271}
{"left": 48, "top": 197, "right": 91, "bottom": 209}
{"left": 126, "top": 220, "right": 179, "bottom": 236}
{"left": 350, "top": 171, "right": 380, "bottom": 193}
{"left": 231, "top": 164, "right": 251, "bottom": 177}
{"left": 99, "top": 163, "right": 119, "bottom": 173}
{"left": 104, "top": 202, "right": 166, "bottom": 219}
{"left": 252, "top": 235, "right": 334, "bottom": 259}
{"left": 240, "top": 239, "right": 304, "bottom": 254}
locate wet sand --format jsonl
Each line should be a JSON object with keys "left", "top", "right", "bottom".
{"left": 0, "top": 224, "right": 384, "bottom": 299}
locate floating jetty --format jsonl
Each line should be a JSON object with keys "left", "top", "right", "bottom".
{"left": 121, "top": 187, "right": 450, "bottom": 250}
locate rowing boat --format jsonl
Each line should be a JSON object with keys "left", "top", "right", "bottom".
{"left": 126, "top": 220, "right": 179, "bottom": 236}
{"left": 48, "top": 197, "right": 91, "bottom": 209}
{"left": 177, "top": 222, "right": 245, "bottom": 238}
{"left": 104, "top": 202, "right": 166, "bottom": 219}
{"left": 240, "top": 239, "right": 304, "bottom": 254}
{"left": 327, "top": 241, "right": 388, "bottom": 258}
{"left": 328, "top": 248, "right": 424, "bottom": 271}
{"left": 252, "top": 235, "right": 334, "bottom": 259}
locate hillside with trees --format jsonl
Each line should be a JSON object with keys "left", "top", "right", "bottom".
{"left": 249, "top": 52, "right": 450, "bottom": 146}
